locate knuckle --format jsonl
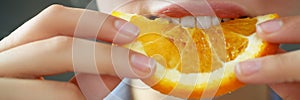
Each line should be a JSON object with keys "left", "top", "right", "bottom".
{"left": 39, "top": 4, "right": 65, "bottom": 21}
{"left": 265, "top": 55, "right": 286, "bottom": 71}
{"left": 33, "top": 4, "right": 66, "bottom": 27}
{"left": 44, "top": 4, "right": 65, "bottom": 15}
{"left": 50, "top": 36, "right": 73, "bottom": 43}
{"left": 45, "top": 36, "right": 72, "bottom": 52}
{"left": 274, "top": 54, "right": 293, "bottom": 69}
{"left": 265, "top": 54, "right": 291, "bottom": 80}
{"left": 273, "top": 55, "right": 286, "bottom": 67}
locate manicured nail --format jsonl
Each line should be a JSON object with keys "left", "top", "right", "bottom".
{"left": 235, "top": 59, "right": 261, "bottom": 76}
{"left": 257, "top": 19, "right": 283, "bottom": 34}
{"left": 130, "top": 54, "right": 156, "bottom": 74}
{"left": 114, "top": 20, "right": 139, "bottom": 39}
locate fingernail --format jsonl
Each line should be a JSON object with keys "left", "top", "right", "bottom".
{"left": 257, "top": 19, "right": 283, "bottom": 34}
{"left": 114, "top": 20, "right": 140, "bottom": 39}
{"left": 130, "top": 54, "right": 156, "bottom": 74}
{"left": 235, "top": 59, "right": 261, "bottom": 76}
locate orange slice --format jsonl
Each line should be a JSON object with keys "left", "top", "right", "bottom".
{"left": 113, "top": 11, "right": 279, "bottom": 99}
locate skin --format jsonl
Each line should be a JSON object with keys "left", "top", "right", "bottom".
{"left": 0, "top": 0, "right": 300, "bottom": 99}
{"left": 0, "top": 5, "right": 155, "bottom": 100}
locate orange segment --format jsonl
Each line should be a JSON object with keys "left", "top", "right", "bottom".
{"left": 188, "top": 28, "right": 213, "bottom": 73}
{"left": 224, "top": 31, "right": 249, "bottom": 61}
{"left": 112, "top": 11, "right": 279, "bottom": 99}
{"left": 222, "top": 18, "right": 257, "bottom": 36}
{"left": 137, "top": 33, "right": 181, "bottom": 69}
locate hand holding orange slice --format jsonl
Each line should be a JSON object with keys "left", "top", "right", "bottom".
{"left": 113, "top": 11, "right": 279, "bottom": 99}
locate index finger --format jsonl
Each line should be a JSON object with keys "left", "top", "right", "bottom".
{"left": 0, "top": 4, "right": 139, "bottom": 52}
{"left": 257, "top": 16, "right": 300, "bottom": 43}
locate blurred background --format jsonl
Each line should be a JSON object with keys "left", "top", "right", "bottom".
{"left": 0, "top": 0, "right": 298, "bottom": 100}
{"left": 0, "top": 0, "right": 91, "bottom": 39}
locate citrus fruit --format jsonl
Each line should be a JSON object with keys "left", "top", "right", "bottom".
{"left": 112, "top": 11, "right": 279, "bottom": 99}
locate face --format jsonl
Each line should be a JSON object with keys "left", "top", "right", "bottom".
{"left": 96, "top": 0, "right": 300, "bottom": 17}
{"left": 96, "top": 0, "right": 300, "bottom": 31}
{"left": 213, "top": 0, "right": 300, "bottom": 17}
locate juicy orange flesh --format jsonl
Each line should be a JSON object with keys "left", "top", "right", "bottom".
{"left": 129, "top": 15, "right": 257, "bottom": 73}
{"left": 223, "top": 18, "right": 257, "bottom": 61}
{"left": 113, "top": 11, "right": 279, "bottom": 98}
{"left": 138, "top": 33, "right": 181, "bottom": 69}
{"left": 222, "top": 18, "right": 258, "bottom": 36}
{"left": 224, "top": 32, "right": 249, "bottom": 61}
{"left": 187, "top": 28, "right": 213, "bottom": 73}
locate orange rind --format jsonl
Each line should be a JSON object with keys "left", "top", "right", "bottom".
{"left": 113, "top": 11, "right": 279, "bottom": 99}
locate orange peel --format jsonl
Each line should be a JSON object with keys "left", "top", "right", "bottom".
{"left": 112, "top": 11, "right": 279, "bottom": 99}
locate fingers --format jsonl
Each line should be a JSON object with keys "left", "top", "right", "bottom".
{"left": 276, "top": 48, "right": 286, "bottom": 53}
{"left": 0, "top": 36, "right": 155, "bottom": 78}
{"left": 0, "top": 4, "right": 139, "bottom": 52}
{"left": 257, "top": 16, "right": 300, "bottom": 43}
{"left": 70, "top": 74, "right": 121, "bottom": 99}
{"left": 235, "top": 50, "right": 300, "bottom": 84}
{"left": 0, "top": 78, "right": 85, "bottom": 100}
{"left": 269, "top": 83, "right": 300, "bottom": 100}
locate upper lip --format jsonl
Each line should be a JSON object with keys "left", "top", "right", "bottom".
{"left": 154, "top": 1, "right": 248, "bottom": 18}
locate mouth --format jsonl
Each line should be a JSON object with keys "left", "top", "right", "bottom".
{"left": 144, "top": 1, "right": 249, "bottom": 29}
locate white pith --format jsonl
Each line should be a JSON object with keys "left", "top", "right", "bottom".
{"left": 122, "top": 14, "right": 275, "bottom": 87}
{"left": 128, "top": 33, "right": 262, "bottom": 86}
{"left": 114, "top": 11, "right": 277, "bottom": 94}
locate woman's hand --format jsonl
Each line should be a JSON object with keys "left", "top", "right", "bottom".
{"left": 0, "top": 5, "right": 155, "bottom": 100}
{"left": 235, "top": 16, "right": 300, "bottom": 100}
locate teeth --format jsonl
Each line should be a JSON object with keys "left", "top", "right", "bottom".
{"left": 162, "top": 17, "right": 172, "bottom": 22}
{"left": 161, "top": 16, "right": 223, "bottom": 29}
{"left": 170, "top": 18, "right": 180, "bottom": 25}
{"left": 196, "top": 16, "right": 212, "bottom": 29}
{"left": 181, "top": 16, "right": 195, "bottom": 28}
{"left": 212, "top": 17, "right": 221, "bottom": 26}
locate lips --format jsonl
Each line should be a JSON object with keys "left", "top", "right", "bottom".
{"left": 155, "top": 1, "right": 248, "bottom": 18}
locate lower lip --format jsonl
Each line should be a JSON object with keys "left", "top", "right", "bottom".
{"left": 156, "top": 1, "right": 247, "bottom": 18}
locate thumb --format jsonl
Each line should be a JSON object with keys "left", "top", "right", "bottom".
{"left": 256, "top": 16, "right": 300, "bottom": 43}
{"left": 235, "top": 50, "right": 300, "bottom": 84}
